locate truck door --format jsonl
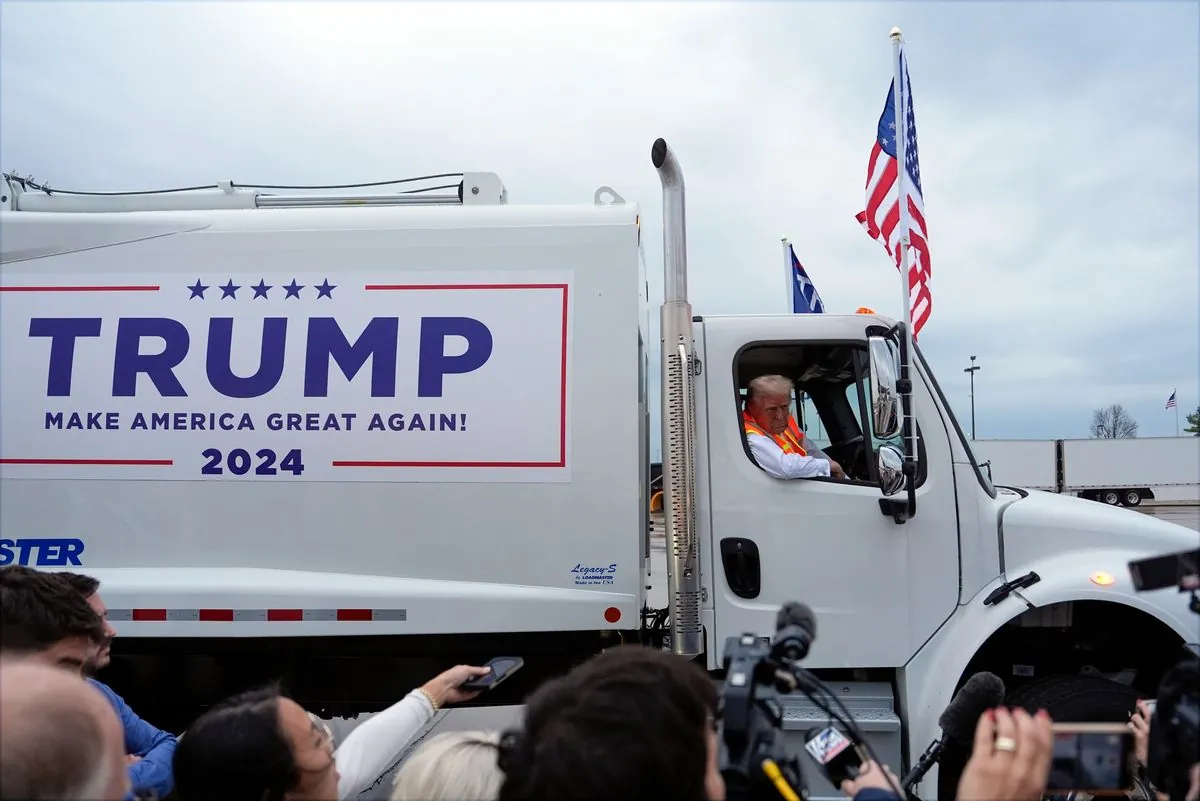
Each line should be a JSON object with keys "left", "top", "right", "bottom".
{"left": 699, "top": 316, "right": 961, "bottom": 669}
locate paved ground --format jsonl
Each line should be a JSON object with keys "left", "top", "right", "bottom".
{"left": 1143, "top": 503, "right": 1200, "bottom": 532}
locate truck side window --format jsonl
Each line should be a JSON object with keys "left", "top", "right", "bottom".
{"left": 736, "top": 343, "right": 927, "bottom": 486}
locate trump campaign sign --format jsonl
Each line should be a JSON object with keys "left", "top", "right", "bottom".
{"left": 0, "top": 270, "right": 574, "bottom": 483}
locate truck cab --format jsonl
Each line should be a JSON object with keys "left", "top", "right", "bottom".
{"left": 649, "top": 138, "right": 1196, "bottom": 798}
{"left": 662, "top": 306, "right": 1196, "bottom": 797}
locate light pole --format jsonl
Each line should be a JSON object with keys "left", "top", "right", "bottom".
{"left": 964, "top": 355, "right": 980, "bottom": 440}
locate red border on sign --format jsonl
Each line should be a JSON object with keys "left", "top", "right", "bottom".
{"left": 0, "top": 284, "right": 167, "bottom": 465}
{"left": 0, "top": 458, "right": 173, "bottom": 466}
{"left": 332, "top": 283, "right": 570, "bottom": 469}
{"left": 0, "top": 286, "right": 161, "bottom": 292}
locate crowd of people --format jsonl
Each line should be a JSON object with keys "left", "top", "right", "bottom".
{"left": 2, "top": 563, "right": 1195, "bottom": 801}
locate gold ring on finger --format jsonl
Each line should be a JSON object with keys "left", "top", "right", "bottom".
{"left": 994, "top": 736, "right": 1017, "bottom": 753}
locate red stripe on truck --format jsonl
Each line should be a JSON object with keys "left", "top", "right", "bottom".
{"left": 335, "top": 609, "right": 373, "bottom": 622}
{"left": 267, "top": 609, "right": 304, "bottom": 622}
{"left": 131, "top": 609, "right": 167, "bottom": 621}
{"left": 197, "top": 609, "right": 234, "bottom": 622}
{"left": 112, "top": 609, "right": 408, "bottom": 622}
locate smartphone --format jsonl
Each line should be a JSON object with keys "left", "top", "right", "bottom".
{"left": 1045, "top": 723, "right": 1135, "bottom": 796}
{"left": 460, "top": 656, "right": 525, "bottom": 692}
{"left": 1128, "top": 548, "right": 1199, "bottom": 592}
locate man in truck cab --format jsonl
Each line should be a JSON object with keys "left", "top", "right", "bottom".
{"left": 743, "top": 374, "right": 846, "bottom": 480}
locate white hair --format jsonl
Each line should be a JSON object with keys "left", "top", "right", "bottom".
{"left": 747, "top": 374, "right": 793, "bottom": 401}
{"left": 0, "top": 659, "right": 118, "bottom": 801}
{"left": 390, "top": 730, "right": 503, "bottom": 801}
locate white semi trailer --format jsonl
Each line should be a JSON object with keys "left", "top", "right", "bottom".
{"left": 2, "top": 141, "right": 1196, "bottom": 799}
{"left": 972, "top": 437, "right": 1200, "bottom": 506}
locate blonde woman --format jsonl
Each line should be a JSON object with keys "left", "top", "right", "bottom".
{"left": 390, "top": 730, "right": 503, "bottom": 801}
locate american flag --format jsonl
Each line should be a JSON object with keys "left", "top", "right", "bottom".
{"left": 856, "top": 44, "right": 932, "bottom": 338}
{"left": 1166, "top": 390, "right": 1177, "bottom": 410}
{"left": 789, "top": 244, "right": 826, "bottom": 314}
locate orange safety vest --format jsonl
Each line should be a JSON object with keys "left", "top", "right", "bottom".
{"left": 743, "top": 410, "right": 807, "bottom": 456}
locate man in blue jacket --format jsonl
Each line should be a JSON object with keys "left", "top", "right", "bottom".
{"left": 59, "top": 572, "right": 177, "bottom": 801}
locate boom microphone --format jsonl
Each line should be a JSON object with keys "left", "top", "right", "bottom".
{"left": 772, "top": 601, "right": 817, "bottom": 663}
{"left": 902, "top": 671, "right": 1007, "bottom": 794}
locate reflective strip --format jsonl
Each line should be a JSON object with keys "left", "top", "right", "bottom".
{"left": 744, "top": 418, "right": 808, "bottom": 457}
{"left": 108, "top": 608, "right": 407, "bottom": 622}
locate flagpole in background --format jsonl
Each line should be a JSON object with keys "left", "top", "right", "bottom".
{"left": 782, "top": 237, "right": 795, "bottom": 313}
{"left": 1175, "top": 391, "right": 1180, "bottom": 436}
{"left": 890, "top": 26, "right": 918, "bottom": 463}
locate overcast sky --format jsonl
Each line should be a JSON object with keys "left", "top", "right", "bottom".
{"left": 2, "top": 1, "right": 1196, "bottom": 457}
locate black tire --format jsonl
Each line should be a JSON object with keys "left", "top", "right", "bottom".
{"left": 1102, "top": 490, "right": 1122, "bottom": 506}
{"left": 1121, "top": 489, "right": 1142, "bottom": 507}
{"left": 1004, "top": 674, "right": 1144, "bottom": 722}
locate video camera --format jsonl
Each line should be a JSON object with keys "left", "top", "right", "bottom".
{"left": 716, "top": 602, "right": 901, "bottom": 801}
{"left": 1128, "top": 548, "right": 1200, "bottom": 801}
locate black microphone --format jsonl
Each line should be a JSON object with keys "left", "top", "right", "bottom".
{"left": 902, "top": 672, "right": 1006, "bottom": 793}
{"left": 772, "top": 601, "right": 817, "bottom": 663}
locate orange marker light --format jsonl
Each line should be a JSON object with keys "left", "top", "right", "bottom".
{"left": 855, "top": 306, "right": 876, "bottom": 314}
{"left": 1090, "top": 571, "right": 1116, "bottom": 587}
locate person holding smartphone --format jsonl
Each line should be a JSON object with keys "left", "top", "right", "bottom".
{"left": 174, "top": 663, "right": 491, "bottom": 801}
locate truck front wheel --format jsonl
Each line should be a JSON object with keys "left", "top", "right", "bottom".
{"left": 1004, "top": 674, "right": 1142, "bottom": 722}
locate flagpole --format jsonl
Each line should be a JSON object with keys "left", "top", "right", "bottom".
{"left": 1176, "top": 390, "right": 1180, "bottom": 436}
{"left": 890, "top": 26, "right": 918, "bottom": 464}
{"left": 782, "top": 237, "right": 794, "bottom": 313}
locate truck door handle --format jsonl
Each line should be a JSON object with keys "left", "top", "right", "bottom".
{"left": 719, "top": 537, "right": 761, "bottom": 600}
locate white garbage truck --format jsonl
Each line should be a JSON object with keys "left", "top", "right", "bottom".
{"left": 2, "top": 141, "right": 1196, "bottom": 799}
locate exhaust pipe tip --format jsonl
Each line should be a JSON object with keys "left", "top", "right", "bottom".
{"left": 651, "top": 138, "right": 669, "bottom": 169}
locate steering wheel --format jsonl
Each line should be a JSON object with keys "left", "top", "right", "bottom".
{"left": 827, "top": 434, "right": 865, "bottom": 450}
{"left": 824, "top": 434, "right": 867, "bottom": 478}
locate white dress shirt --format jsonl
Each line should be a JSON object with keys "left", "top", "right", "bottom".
{"left": 746, "top": 432, "right": 831, "bottom": 480}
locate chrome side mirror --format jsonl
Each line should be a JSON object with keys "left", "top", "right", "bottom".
{"left": 877, "top": 445, "right": 906, "bottom": 497}
{"left": 868, "top": 336, "right": 902, "bottom": 440}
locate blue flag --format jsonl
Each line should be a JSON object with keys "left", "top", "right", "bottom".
{"left": 789, "top": 244, "right": 825, "bottom": 314}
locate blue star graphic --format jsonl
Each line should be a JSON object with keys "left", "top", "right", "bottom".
{"left": 315, "top": 278, "right": 337, "bottom": 299}
{"left": 220, "top": 279, "right": 241, "bottom": 299}
{"left": 283, "top": 279, "right": 304, "bottom": 299}
{"left": 251, "top": 279, "right": 273, "bottom": 299}
{"left": 188, "top": 279, "right": 208, "bottom": 299}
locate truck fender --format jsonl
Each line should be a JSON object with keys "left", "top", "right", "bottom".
{"left": 900, "top": 548, "right": 1196, "bottom": 797}
{"left": 1007, "top": 547, "right": 1197, "bottom": 645}
{"left": 900, "top": 577, "right": 1025, "bottom": 796}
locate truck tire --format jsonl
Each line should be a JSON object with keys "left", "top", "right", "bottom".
{"left": 1121, "top": 489, "right": 1142, "bottom": 507}
{"left": 1004, "top": 674, "right": 1143, "bottom": 723}
{"left": 1101, "top": 490, "right": 1122, "bottom": 506}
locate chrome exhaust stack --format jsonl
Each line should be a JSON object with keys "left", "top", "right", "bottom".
{"left": 651, "top": 138, "right": 703, "bottom": 659}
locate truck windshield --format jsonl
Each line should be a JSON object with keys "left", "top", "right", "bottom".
{"left": 913, "top": 342, "right": 997, "bottom": 498}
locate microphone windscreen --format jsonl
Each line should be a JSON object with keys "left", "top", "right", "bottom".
{"left": 775, "top": 601, "right": 818, "bottom": 641}
{"left": 938, "top": 672, "right": 1006, "bottom": 745}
